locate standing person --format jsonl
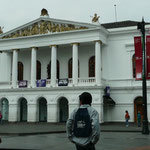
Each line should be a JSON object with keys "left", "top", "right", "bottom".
{"left": 0, "top": 111, "right": 2, "bottom": 124}
{"left": 137, "top": 111, "right": 141, "bottom": 127}
{"left": 66, "top": 92, "right": 100, "bottom": 150}
{"left": 125, "top": 110, "right": 130, "bottom": 127}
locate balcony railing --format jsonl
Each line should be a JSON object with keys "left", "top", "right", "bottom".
{"left": 78, "top": 77, "right": 96, "bottom": 86}
{"left": 0, "top": 77, "right": 97, "bottom": 89}
{"left": 1, "top": 78, "right": 148, "bottom": 89}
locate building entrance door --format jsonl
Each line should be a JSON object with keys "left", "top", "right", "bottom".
{"left": 134, "top": 97, "right": 144, "bottom": 123}
{"left": 59, "top": 97, "right": 68, "bottom": 122}
{"left": 20, "top": 98, "right": 27, "bottom": 122}
{"left": 39, "top": 98, "right": 47, "bottom": 122}
{"left": 1, "top": 98, "right": 9, "bottom": 121}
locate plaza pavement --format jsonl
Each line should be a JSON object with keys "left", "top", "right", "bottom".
{"left": 0, "top": 122, "right": 149, "bottom": 150}
{"left": 0, "top": 122, "right": 148, "bottom": 135}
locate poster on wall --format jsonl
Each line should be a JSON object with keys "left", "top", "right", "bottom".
{"left": 18, "top": 80, "right": 28, "bottom": 88}
{"left": 58, "top": 79, "right": 68, "bottom": 86}
{"left": 146, "top": 36, "right": 150, "bottom": 79}
{"left": 134, "top": 36, "right": 142, "bottom": 80}
{"left": 36, "top": 79, "right": 46, "bottom": 87}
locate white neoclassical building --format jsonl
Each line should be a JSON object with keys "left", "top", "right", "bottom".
{"left": 0, "top": 9, "right": 150, "bottom": 123}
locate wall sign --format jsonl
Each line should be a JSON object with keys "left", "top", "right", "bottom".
{"left": 58, "top": 79, "right": 68, "bottom": 86}
{"left": 18, "top": 80, "right": 28, "bottom": 88}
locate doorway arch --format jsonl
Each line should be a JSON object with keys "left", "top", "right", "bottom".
{"left": 1, "top": 98, "right": 9, "bottom": 121}
{"left": 38, "top": 97, "right": 47, "bottom": 122}
{"left": 134, "top": 97, "right": 143, "bottom": 123}
{"left": 19, "top": 98, "right": 27, "bottom": 122}
{"left": 58, "top": 97, "right": 68, "bottom": 122}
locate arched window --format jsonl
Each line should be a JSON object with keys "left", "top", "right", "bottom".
{"left": 89, "top": 56, "right": 95, "bottom": 77}
{"left": 37, "top": 60, "right": 41, "bottom": 80}
{"left": 47, "top": 60, "right": 60, "bottom": 79}
{"left": 132, "top": 54, "right": 136, "bottom": 78}
{"left": 18, "top": 61, "right": 23, "bottom": 81}
{"left": 68, "top": 58, "right": 79, "bottom": 78}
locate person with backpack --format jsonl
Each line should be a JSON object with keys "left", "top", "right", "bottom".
{"left": 66, "top": 92, "right": 100, "bottom": 150}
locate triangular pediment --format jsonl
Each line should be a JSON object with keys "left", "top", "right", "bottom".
{"left": 0, "top": 17, "right": 99, "bottom": 39}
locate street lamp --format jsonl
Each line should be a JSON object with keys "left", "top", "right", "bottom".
{"left": 137, "top": 18, "right": 149, "bottom": 134}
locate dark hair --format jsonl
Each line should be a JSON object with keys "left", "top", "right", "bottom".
{"left": 79, "top": 92, "right": 92, "bottom": 105}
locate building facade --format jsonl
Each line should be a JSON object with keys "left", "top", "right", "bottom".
{"left": 0, "top": 10, "right": 150, "bottom": 123}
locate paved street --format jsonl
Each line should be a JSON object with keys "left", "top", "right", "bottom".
{"left": 0, "top": 122, "right": 145, "bottom": 135}
{"left": 0, "top": 132, "right": 150, "bottom": 150}
{"left": 0, "top": 122, "right": 149, "bottom": 150}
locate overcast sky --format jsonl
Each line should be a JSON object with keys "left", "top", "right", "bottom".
{"left": 1, "top": 0, "right": 150, "bottom": 32}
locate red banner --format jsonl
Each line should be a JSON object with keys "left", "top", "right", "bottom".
{"left": 146, "top": 36, "right": 150, "bottom": 79}
{"left": 134, "top": 36, "right": 142, "bottom": 80}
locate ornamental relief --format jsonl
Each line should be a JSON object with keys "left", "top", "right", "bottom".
{"left": 2, "top": 21, "right": 88, "bottom": 39}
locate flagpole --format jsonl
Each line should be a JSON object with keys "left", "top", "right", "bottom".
{"left": 114, "top": 4, "right": 117, "bottom": 22}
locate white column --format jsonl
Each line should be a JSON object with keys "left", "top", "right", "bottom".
{"left": 8, "top": 104, "right": 18, "bottom": 122}
{"left": 95, "top": 41, "right": 102, "bottom": 85}
{"left": 92, "top": 103, "right": 104, "bottom": 123}
{"left": 72, "top": 43, "right": 78, "bottom": 85}
{"left": 27, "top": 103, "right": 38, "bottom": 122}
{"left": 51, "top": 45, "right": 57, "bottom": 87}
{"left": 0, "top": 52, "right": 2, "bottom": 81}
{"left": 69, "top": 103, "right": 78, "bottom": 117}
{"left": 12, "top": 49, "right": 18, "bottom": 88}
{"left": 47, "top": 103, "right": 58, "bottom": 122}
{"left": 31, "top": 47, "right": 37, "bottom": 88}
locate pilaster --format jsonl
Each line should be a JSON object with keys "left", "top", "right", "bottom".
{"left": 31, "top": 47, "right": 37, "bottom": 88}
{"left": 95, "top": 41, "right": 102, "bottom": 85}
{"left": 72, "top": 43, "right": 79, "bottom": 85}
{"left": 12, "top": 49, "right": 19, "bottom": 88}
{"left": 50, "top": 45, "right": 57, "bottom": 87}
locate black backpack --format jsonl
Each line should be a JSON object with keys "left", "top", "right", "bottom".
{"left": 73, "top": 108, "right": 92, "bottom": 137}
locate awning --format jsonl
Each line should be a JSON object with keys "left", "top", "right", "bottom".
{"left": 103, "top": 96, "right": 116, "bottom": 106}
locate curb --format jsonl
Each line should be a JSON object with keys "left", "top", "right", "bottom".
{"left": 0, "top": 131, "right": 66, "bottom": 136}
{"left": 0, "top": 130, "right": 142, "bottom": 136}
{"left": 101, "top": 130, "right": 141, "bottom": 132}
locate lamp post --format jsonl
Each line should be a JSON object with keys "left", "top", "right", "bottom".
{"left": 137, "top": 18, "right": 149, "bottom": 134}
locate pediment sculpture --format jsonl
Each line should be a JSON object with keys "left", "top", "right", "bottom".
{"left": 0, "top": 26, "right": 3, "bottom": 34}
{"left": 41, "top": 8, "right": 49, "bottom": 16}
{"left": 92, "top": 13, "right": 100, "bottom": 23}
{"left": 2, "top": 21, "right": 88, "bottom": 39}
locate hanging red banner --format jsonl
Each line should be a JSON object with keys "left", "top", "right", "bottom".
{"left": 134, "top": 36, "right": 142, "bottom": 80}
{"left": 146, "top": 36, "right": 150, "bottom": 79}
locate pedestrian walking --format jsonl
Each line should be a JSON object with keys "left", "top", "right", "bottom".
{"left": 137, "top": 111, "right": 141, "bottom": 127}
{"left": 125, "top": 110, "right": 130, "bottom": 127}
{"left": 66, "top": 92, "right": 100, "bottom": 150}
{"left": 0, "top": 111, "right": 2, "bottom": 124}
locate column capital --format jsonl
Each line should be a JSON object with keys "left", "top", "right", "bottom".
{"left": 94, "top": 40, "right": 102, "bottom": 44}
{"left": 49, "top": 45, "right": 58, "bottom": 48}
{"left": 31, "top": 47, "right": 38, "bottom": 50}
{"left": 12, "top": 49, "right": 19, "bottom": 52}
{"left": 71, "top": 43, "right": 80, "bottom": 46}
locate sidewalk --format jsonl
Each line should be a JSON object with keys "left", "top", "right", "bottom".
{"left": 0, "top": 122, "right": 148, "bottom": 136}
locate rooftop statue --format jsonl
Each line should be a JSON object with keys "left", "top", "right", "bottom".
{"left": 92, "top": 13, "right": 100, "bottom": 23}
{"left": 0, "top": 26, "right": 3, "bottom": 34}
{"left": 41, "top": 8, "right": 49, "bottom": 16}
